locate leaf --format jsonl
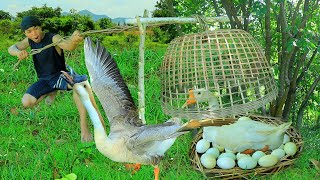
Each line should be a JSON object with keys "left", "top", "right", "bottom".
{"left": 32, "top": 129, "right": 39, "bottom": 136}
{"left": 65, "top": 173, "right": 77, "bottom": 180}
{"left": 55, "top": 173, "right": 77, "bottom": 180}
{"left": 10, "top": 107, "right": 18, "bottom": 115}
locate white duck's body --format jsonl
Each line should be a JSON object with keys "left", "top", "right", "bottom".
{"left": 68, "top": 37, "right": 203, "bottom": 175}
{"left": 203, "top": 117, "right": 292, "bottom": 153}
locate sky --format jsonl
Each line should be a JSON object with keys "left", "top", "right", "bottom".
{"left": 0, "top": 0, "right": 159, "bottom": 19}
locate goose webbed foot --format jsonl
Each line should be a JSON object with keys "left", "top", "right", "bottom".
{"left": 261, "top": 145, "right": 269, "bottom": 152}
{"left": 124, "top": 163, "right": 141, "bottom": 174}
{"left": 241, "top": 149, "right": 255, "bottom": 154}
{"left": 241, "top": 145, "right": 270, "bottom": 155}
{"left": 153, "top": 165, "right": 160, "bottom": 180}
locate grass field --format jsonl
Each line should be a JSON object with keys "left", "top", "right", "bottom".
{"left": 0, "top": 38, "right": 319, "bottom": 179}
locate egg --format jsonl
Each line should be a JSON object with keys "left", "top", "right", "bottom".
{"left": 205, "top": 148, "right": 220, "bottom": 158}
{"left": 238, "top": 116, "right": 252, "bottom": 121}
{"left": 236, "top": 152, "right": 250, "bottom": 160}
{"left": 217, "top": 157, "right": 235, "bottom": 169}
{"left": 200, "top": 153, "right": 216, "bottom": 169}
{"left": 218, "top": 152, "right": 236, "bottom": 160}
{"left": 252, "top": 151, "right": 266, "bottom": 161}
{"left": 283, "top": 134, "right": 290, "bottom": 144}
{"left": 271, "top": 149, "right": 286, "bottom": 159}
{"left": 284, "top": 142, "right": 297, "bottom": 156}
{"left": 196, "top": 139, "right": 210, "bottom": 153}
{"left": 258, "top": 155, "right": 278, "bottom": 167}
{"left": 237, "top": 156, "right": 257, "bottom": 170}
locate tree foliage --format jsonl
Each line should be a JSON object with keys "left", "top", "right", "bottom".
{"left": 13, "top": 5, "right": 95, "bottom": 35}
{"left": 97, "top": 18, "right": 114, "bottom": 29}
{"left": 0, "top": 10, "right": 12, "bottom": 20}
{"left": 16, "top": 4, "right": 62, "bottom": 19}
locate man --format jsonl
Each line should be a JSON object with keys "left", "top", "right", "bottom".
{"left": 8, "top": 16, "right": 92, "bottom": 142}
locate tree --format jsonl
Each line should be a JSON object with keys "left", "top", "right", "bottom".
{"left": 16, "top": 4, "right": 62, "bottom": 20}
{"left": 153, "top": 0, "right": 182, "bottom": 42}
{"left": 97, "top": 18, "right": 114, "bottom": 29}
{"left": 0, "top": 10, "right": 12, "bottom": 20}
{"left": 220, "top": 0, "right": 320, "bottom": 128}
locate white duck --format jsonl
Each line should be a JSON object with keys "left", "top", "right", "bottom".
{"left": 62, "top": 37, "right": 204, "bottom": 180}
{"left": 182, "top": 88, "right": 219, "bottom": 111}
{"left": 203, "top": 117, "right": 292, "bottom": 153}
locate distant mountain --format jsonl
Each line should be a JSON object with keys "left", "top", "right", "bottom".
{"left": 62, "top": 9, "right": 127, "bottom": 25}
{"left": 111, "top": 17, "right": 127, "bottom": 25}
{"left": 78, "top": 10, "right": 109, "bottom": 21}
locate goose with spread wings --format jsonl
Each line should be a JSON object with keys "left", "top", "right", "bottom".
{"left": 62, "top": 37, "right": 203, "bottom": 180}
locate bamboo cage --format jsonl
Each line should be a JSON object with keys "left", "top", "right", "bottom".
{"left": 160, "top": 29, "right": 277, "bottom": 119}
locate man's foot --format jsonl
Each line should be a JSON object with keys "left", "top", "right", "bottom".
{"left": 81, "top": 132, "right": 93, "bottom": 142}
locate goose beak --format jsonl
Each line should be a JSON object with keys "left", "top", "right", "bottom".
{"left": 182, "top": 89, "right": 197, "bottom": 108}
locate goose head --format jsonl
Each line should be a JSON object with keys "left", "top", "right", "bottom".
{"left": 62, "top": 71, "right": 106, "bottom": 131}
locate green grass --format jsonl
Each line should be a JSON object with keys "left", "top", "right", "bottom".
{"left": 0, "top": 40, "right": 319, "bottom": 180}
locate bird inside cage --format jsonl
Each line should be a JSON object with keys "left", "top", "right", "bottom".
{"left": 182, "top": 87, "right": 220, "bottom": 111}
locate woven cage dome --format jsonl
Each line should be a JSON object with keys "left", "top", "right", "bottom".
{"left": 160, "top": 29, "right": 278, "bottom": 119}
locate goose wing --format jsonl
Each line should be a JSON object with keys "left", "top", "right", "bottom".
{"left": 127, "top": 119, "right": 187, "bottom": 155}
{"left": 84, "top": 37, "right": 143, "bottom": 129}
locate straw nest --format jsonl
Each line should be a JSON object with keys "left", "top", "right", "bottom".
{"left": 161, "top": 29, "right": 277, "bottom": 119}
{"left": 189, "top": 115, "right": 303, "bottom": 179}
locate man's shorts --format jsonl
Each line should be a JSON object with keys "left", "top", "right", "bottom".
{"left": 26, "top": 72, "right": 70, "bottom": 99}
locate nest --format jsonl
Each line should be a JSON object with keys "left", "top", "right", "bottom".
{"left": 189, "top": 115, "right": 303, "bottom": 179}
{"left": 160, "top": 29, "right": 277, "bottom": 119}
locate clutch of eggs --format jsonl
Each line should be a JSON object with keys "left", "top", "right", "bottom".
{"left": 195, "top": 134, "right": 297, "bottom": 170}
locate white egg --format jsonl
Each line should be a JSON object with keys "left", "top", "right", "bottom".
{"left": 200, "top": 153, "right": 216, "bottom": 169}
{"left": 238, "top": 116, "right": 252, "bottom": 121}
{"left": 237, "top": 156, "right": 257, "bottom": 170}
{"left": 284, "top": 142, "right": 297, "bottom": 156}
{"left": 196, "top": 139, "right": 210, "bottom": 153}
{"left": 218, "top": 152, "right": 236, "bottom": 160}
{"left": 217, "top": 157, "right": 235, "bottom": 169}
{"left": 252, "top": 151, "right": 266, "bottom": 161}
{"left": 205, "top": 148, "right": 220, "bottom": 158}
{"left": 236, "top": 152, "right": 250, "bottom": 160}
{"left": 271, "top": 149, "right": 286, "bottom": 159}
{"left": 258, "top": 155, "right": 278, "bottom": 167}
{"left": 283, "top": 134, "right": 290, "bottom": 144}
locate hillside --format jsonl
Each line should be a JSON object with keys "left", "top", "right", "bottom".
{"left": 62, "top": 9, "right": 127, "bottom": 24}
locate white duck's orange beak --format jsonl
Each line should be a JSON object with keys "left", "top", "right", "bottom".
{"left": 182, "top": 89, "right": 197, "bottom": 108}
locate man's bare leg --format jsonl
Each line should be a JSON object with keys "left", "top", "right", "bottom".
{"left": 45, "top": 90, "right": 58, "bottom": 105}
{"left": 73, "top": 90, "right": 93, "bottom": 142}
{"left": 22, "top": 93, "right": 46, "bottom": 108}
